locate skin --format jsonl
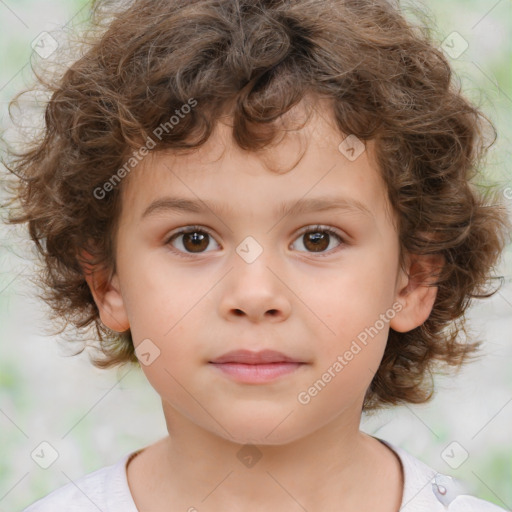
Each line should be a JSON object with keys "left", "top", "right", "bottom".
{"left": 85, "top": 97, "right": 441, "bottom": 511}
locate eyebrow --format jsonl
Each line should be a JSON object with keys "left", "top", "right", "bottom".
{"left": 141, "top": 195, "right": 374, "bottom": 221}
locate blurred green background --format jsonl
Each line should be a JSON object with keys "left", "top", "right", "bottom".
{"left": 0, "top": 0, "right": 511, "bottom": 511}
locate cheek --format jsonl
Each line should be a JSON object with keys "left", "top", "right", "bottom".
{"left": 310, "top": 254, "right": 396, "bottom": 331}
{"left": 133, "top": 312, "right": 200, "bottom": 404}
{"left": 301, "top": 250, "right": 397, "bottom": 383}
{"left": 119, "top": 249, "right": 202, "bottom": 338}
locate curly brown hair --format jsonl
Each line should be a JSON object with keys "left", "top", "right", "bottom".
{"left": 2, "top": 0, "right": 510, "bottom": 412}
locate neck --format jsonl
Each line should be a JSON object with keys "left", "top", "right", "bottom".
{"left": 129, "top": 402, "right": 403, "bottom": 511}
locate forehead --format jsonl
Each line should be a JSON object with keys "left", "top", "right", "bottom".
{"left": 119, "top": 98, "right": 395, "bottom": 228}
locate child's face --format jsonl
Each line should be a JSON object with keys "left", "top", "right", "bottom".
{"left": 91, "top": 99, "right": 435, "bottom": 445}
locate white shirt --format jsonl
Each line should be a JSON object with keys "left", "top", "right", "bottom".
{"left": 23, "top": 437, "right": 507, "bottom": 511}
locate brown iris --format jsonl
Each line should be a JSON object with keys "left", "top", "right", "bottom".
{"left": 302, "top": 231, "right": 330, "bottom": 252}
{"left": 181, "top": 231, "right": 209, "bottom": 253}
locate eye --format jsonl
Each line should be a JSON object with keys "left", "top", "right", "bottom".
{"left": 165, "top": 225, "right": 220, "bottom": 257}
{"left": 291, "top": 225, "right": 345, "bottom": 256}
{"left": 165, "top": 224, "right": 346, "bottom": 258}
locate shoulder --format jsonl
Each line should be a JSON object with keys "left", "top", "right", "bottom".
{"left": 22, "top": 451, "right": 139, "bottom": 512}
{"left": 375, "top": 437, "right": 508, "bottom": 512}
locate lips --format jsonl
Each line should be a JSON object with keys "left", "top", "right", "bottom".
{"left": 208, "top": 350, "right": 306, "bottom": 384}
{"left": 209, "top": 349, "right": 302, "bottom": 364}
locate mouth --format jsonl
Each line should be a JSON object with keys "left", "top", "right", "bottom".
{"left": 209, "top": 349, "right": 303, "bottom": 365}
{"left": 208, "top": 350, "right": 307, "bottom": 384}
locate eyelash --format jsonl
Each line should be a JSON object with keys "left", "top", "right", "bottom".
{"left": 164, "top": 224, "right": 346, "bottom": 259}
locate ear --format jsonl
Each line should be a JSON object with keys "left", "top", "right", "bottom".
{"left": 79, "top": 249, "right": 130, "bottom": 333}
{"left": 390, "top": 252, "right": 445, "bottom": 333}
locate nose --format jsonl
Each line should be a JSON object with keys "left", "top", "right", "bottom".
{"left": 218, "top": 253, "right": 292, "bottom": 323}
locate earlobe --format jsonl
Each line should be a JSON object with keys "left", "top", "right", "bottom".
{"left": 80, "top": 249, "right": 130, "bottom": 333}
{"left": 390, "top": 253, "right": 444, "bottom": 333}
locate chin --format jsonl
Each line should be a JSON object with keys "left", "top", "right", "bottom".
{"left": 215, "top": 418, "right": 311, "bottom": 447}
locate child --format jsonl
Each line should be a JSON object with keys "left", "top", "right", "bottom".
{"left": 3, "top": 0, "right": 510, "bottom": 510}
